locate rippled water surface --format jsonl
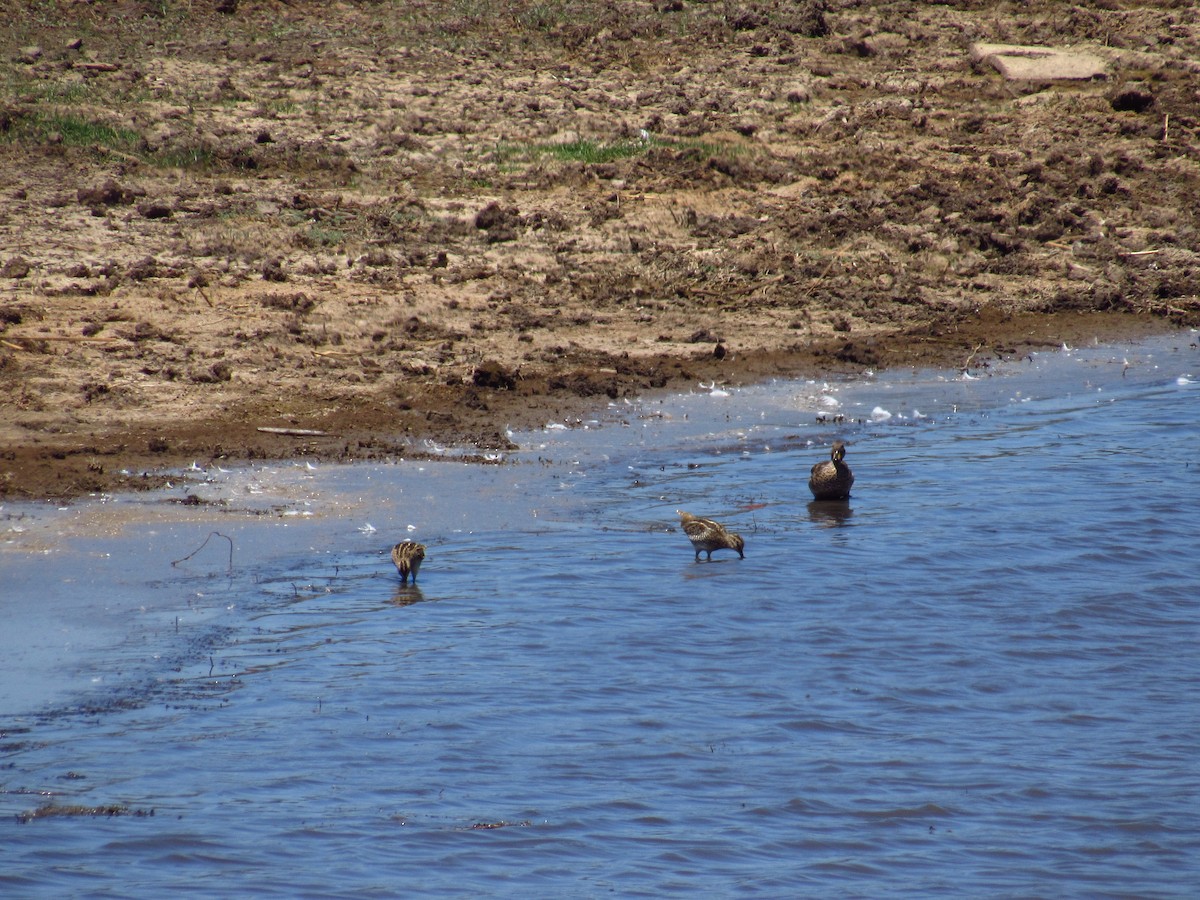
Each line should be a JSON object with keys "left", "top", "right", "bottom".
{"left": 2, "top": 334, "right": 1198, "bottom": 896}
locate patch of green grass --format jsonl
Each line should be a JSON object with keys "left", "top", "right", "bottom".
{"left": 542, "top": 137, "right": 651, "bottom": 164}
{"left": 489, "top": 133, "right": 760, "bottom": 172}
{"left": 304, "top": 225, "right": 348, "bottom": 248}
{"left": 0, "top": 108, "right": 219, "bottom": 169}
{"left": 4, "top": 0, "right": 84, "bottom": 31}
{"left": 21, "top": 80, "right": 100, "bottom": 104}
{"left": 12, "top": 76, "right": 157, "bottom": 111}
{"left": 514, "top": 0, "right": 570, "bottom": 31}
{"left": 150, "top": 144, "right": 217, "bottom": 169}
{"left": 391, "top": 0, "right": 580, "bottom": 53}
{"left": 381, "top": 207, "right": 427, "bottom": 229}
{"left": 282, "top": 207, "right": 353, "bottom": 248}
{"left": 265, "top": 98, "right": 300, "bottom": 115}
{"left": 490, "top": 135, "right": 655, "bottom": 172}
{"left": 29, "top": 112, "right": 141, "bottom": 153}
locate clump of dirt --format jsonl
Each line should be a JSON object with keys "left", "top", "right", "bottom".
{"left": 1, "top": 0, "right": 1197, "bottom": 500}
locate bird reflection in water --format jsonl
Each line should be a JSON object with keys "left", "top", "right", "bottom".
{"left": 807, "top": 500, "right": 854, "bottom": 528}
{"left": 390, "top": 586, "right": 427, "bottom": 608}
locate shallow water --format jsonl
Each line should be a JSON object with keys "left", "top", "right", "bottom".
{"left": 2, "top": 333, "right": 1198, "bottom": 896}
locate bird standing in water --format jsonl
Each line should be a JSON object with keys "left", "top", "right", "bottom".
{"left": 677, "top": 510, "right": 745, "bottom": 561}
{"left": 391, "top": 540, "right": 426, "bottom": 584}
{"left": 809, "top": 441, "right": 854, "bottom": 501}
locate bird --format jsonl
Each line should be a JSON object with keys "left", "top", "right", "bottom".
{"left": 809, "top": 441, "right": 854, "bottom": 501}
{"left": 677, "top": 510, "right": 745, "bottom": 561}
{"left": 390, "top": 540, "right": 426, "bottom": 584}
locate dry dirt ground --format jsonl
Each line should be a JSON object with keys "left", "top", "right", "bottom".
{"left": 1, "top": 0, "right": 1198, "bottom": 500}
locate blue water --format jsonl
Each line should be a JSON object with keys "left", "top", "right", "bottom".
{"left": 2, "top": 333, "right": 1198, "bottom": 896}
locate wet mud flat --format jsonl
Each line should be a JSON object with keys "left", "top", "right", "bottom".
{"left": 1, "top": 1, "right": 1198, "bottom": 500}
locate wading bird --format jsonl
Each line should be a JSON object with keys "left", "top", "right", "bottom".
{"left": 391, "top": 540, "right": 426, "bottom": 585}
{"left": 677, "top": 510, "right": 745, "bottom": 561}
{"left": 809, "top": 441, "right": 854, "bottom": 501}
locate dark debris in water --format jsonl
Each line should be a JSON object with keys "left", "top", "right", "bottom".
{"left": 174, "top": 493, "right": 226, "bottom": 507}
{"left": 17, "top": 803, "right": 155, "bottom": 823}
{"left": 16, "top": 625, "right": 241, "bottom": 727}
{"left": 466, "top": 820, "right": 532, "bottom": 830}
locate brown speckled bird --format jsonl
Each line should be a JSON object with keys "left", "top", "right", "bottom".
{"left": 677, "top": 510, "right": 745, "bottom": 561}
{"left": 809, "top": 441, "right": 854, "bottom": 501}
{"left": 390, "top": 540, "right": 426, "bottom": 584}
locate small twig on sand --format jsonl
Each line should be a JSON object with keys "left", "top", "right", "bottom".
{"left": 171, "top": 531, "right": 234, "bottom": 572}
{"left": 256, "top": 426, "right": 329, "bottom": 436}
{"left": 962, "top": 342, "right": 984, "bottom": 370}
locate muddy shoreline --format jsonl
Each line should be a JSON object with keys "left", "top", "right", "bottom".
{"left": 2, "top": 310, "right": 1178, "bottom": 502}
{"left": 2, "top": 1, "right": 1197, "bottom": 500}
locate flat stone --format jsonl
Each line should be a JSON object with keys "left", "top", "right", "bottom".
{"left": 970, "top": 43, "right": 1108, "bottom": 82}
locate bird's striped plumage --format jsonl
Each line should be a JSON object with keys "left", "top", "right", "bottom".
{"left": 809, "top": 441, "right": 854, "bottom": 501}
{"left": 390, "top": 540, "right": 425, "bottom": 584}
{"left": 677, "top": 510, "right": 745, "bottom": 561}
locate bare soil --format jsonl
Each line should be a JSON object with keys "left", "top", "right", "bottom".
{"left": 2, "top": 1, "right": 1198, "bottom": 500}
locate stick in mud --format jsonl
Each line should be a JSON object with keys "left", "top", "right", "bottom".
{"left": 171, "top": 531, "right": 234, "bottom": 572}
